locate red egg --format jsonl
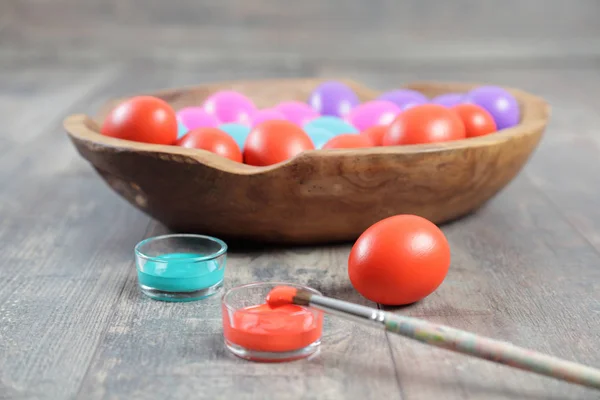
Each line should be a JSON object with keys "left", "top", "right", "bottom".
{"left": 383, "top": 104, "right": 466, "bottom": 146}
{"left": 244, "top": 120, "right": 314, "bottom": 166}
{"left": 177, "top": 127, "right": 243, "bottom": 163}
{"left": 322, "top": 134, "right": 373, "bottom": 149}
{"left": 101, "top": 96, "right": 178, "bottom": 145}
{"left": 451, "top": 103, "right": 497, "bottom": 138}
{"left": 348, "top": 215, "right": 451, "bottom": 305}
{"left": 361, "top": 125, "right": 387, "bottom": 146}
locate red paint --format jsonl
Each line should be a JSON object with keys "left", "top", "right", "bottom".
{"left": 265, "top": 286, "right": 297, "bottom": 308}
{"left": 223, "top": 302, "right": 322, "bottom": 353}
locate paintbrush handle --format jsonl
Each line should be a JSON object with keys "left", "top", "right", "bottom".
{"left": 384, "top": 313, "right": 600, "bottom": 390}
{"left": 305, "top": 293, "right": 600, "bottom": 390}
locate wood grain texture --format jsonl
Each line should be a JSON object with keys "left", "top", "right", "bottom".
{"left": 385, "top": 175, "right": 600, "bottom": 399}
{"left": 75, "top": 224, "right": 400, "bottom": 400}
{"left": 2, "top": 1, "right": 600, "bottom": 399}
{"left": 64, "top": 79, "right": 548, "bottom": 244}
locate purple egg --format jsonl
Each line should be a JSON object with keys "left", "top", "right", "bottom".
{"left": 176, "top": 107, "right": 220, "bottom": 130}
{"left": 246, "top": 108, "right": 287, "bottom": 127}
{"left": 431, "top": 93, "right": 465, "bottom": 107}
{"left": 465, "top": 86, "right": 520, "bottom": 130}
{"left": 346, "top": 100, "right": 400, "bottom": 131}
{"left": 308, "top": 81, "right": 360, "bottom": 118}
{"left": 275, "top": 101, "right": 320, "bottom": 126}
{"left": 202, "top": 91, "right": 257, "bottom": 124}
{"left": 378, "top": 89, "right": 428, "bottom": 109}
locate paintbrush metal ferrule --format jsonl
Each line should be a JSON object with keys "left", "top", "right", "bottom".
{"left": 302, "top": 292, "right": 387, "bottom": 329}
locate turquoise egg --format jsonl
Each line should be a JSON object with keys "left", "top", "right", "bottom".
{"left": 305, "top": 126, "right": 335, "bottom": 149}
{"left": 219, "top": 123, "right": 251, "bottom": 150}
{"left": 304, "top": 116, "right": 358, "bottom": 135}
{"left": 177, "top": 120, "right": 189, "bottom": 139}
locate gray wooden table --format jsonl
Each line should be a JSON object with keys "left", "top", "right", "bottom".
{"left": 2, "top": 1, "right": 600, "bottom": 399}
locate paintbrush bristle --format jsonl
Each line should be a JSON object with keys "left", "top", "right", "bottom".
{"left": 266, "top": 286, "right": 313, "bottom": 307}
{"left": 266, "top": 286, "right": 298, "bottom": 308}
{"left": 292, "top": 289, "right": 312, "bottom": 306}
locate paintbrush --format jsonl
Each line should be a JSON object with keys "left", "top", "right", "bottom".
{"left": 266, "top": 286, "right": 600, "bottom": 390}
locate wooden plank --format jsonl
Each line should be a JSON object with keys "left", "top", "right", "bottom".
{"left": 522, "top": 70, "right": 600, "bottom": 253}
{"left": 75, "top": 224, "right": 401, "bottom": 400}
{"left": 385, "top": 174, "right": 600, "bottom": 399}
{"left": 0, "top": 62, "right": 177, "bottom": 399}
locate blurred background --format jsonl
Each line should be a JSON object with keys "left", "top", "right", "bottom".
{"left": 3, "top": 0, "right": 600, "bottom": 93}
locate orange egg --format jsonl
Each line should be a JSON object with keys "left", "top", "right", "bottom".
{"left": 177, "top": 127, "right": 243, "bottom": 163}
{"left": 322, "top": 134, "right": 373, "bottom": 149}
{"left": 451, "top": 103, "right": 497, "bottom": 138}
{"left": 361, "top": 125, "right": 387, "bottom": 146}
{"left": 348, "top": 215, "right": 451, "bottom": 305}
{"left": 244, "top": 120, "right": 314, "bottom": 166}
{"left": 383, "top": 104, "right": 466, "bottom": 146}
{"left": 101, "top": 96, "right": 178, "bottom": 145}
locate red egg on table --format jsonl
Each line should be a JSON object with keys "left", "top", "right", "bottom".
{"left": 177, "top": 127, "right": 243, "bottom": 163}
{"left": 383, "top": 104, "right": 466, "bottom": 146}
{"left": 244, "top": 120, "right": 314, "bottom": 166}
{"left": 322, "top": 134, "right": 373, "bottom": 149}
{"left": 101, "top": 96, "right": 178, "bottom": 145}
{"left": 345, "top": 100, "right": 400, "bottom": 131}
{"left": 451, "top": 103, "right": 497, "bottom": 138}
{"left": 202, "top": 91, "right": 257, "bottom": 124}
{"left": 348, "top": 215, "right": 451, "bottom": 305}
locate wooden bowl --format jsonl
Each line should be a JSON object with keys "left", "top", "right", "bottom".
{"left": 64, "top": 78, "right": 550, "bottom": 244}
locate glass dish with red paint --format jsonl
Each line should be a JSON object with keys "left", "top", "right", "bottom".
{"left": 222, "top": 282, "right": 323, "bottom": 362}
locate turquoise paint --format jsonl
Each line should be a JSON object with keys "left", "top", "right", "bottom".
{"left": 137, "top": 252, "right": 224, "bottom": 292}
{"left": 304, "top": 126, "right": 335, "bottom": 149}
{"left": 304, "top": 116, "right": 358, "bottom": 136}
{"left": 219, "top": 123, "right": 251, "bottom": 150}
{"left": 177, "top": 120, "right": 189, "bottom": 138}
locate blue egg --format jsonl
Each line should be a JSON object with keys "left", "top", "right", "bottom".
{"left": 304, "top": 126, "right": 335, "bottom": 149}
{"left": 304, "top": 116, "right": 358, "bottom": 136}
{"left": 177, "top": 120, "right": 189, "bottom": 139}
{"left": 218, "top": 123, "right": 251, "bottom": 150}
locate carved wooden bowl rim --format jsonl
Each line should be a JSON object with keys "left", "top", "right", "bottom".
{"left": 63, "top": 78, "right": 551, "bottom": 175}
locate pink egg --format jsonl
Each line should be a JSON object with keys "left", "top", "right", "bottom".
{"left": 202, "top": 91, "right": 257, "bottom": 124}
{"left": 176, "top": 107, "right": 220, "bottom": 130}
{"left": 247, "top": 108, "right": 287, "bottom": 127}
{"left": 275, "top": 101, "right": 320, "bottom": 126}
{"left": 345, "top": 100, "right": 400, "bottom": 131}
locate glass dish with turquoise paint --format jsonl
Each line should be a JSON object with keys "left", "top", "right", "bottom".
{"left": 135, "top": 234, "right": 227, "bottom": 302}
